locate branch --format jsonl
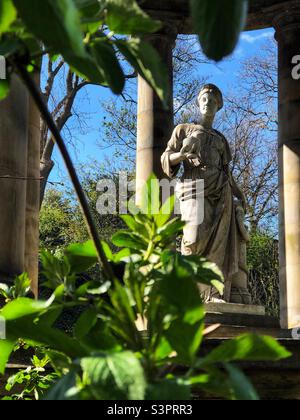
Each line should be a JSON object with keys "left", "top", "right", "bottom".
{"left": 17, "top": 64, "right": 115, "bottom": 282}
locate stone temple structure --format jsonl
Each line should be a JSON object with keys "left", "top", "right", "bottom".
{"left": 1, "top": 0, "right": 300, "bottom": 399}
{"left": 135, "top": 0, "right": 300, "bottom": 331}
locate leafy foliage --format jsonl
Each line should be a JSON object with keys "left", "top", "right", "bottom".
{"left": 3, "top": 352, "right": 58, "bottom": 400}
{"left": 0, "top": 273, "right": 32, "bottom": 303}
{"left": 0, "top": 0, "right": 16, "bottom": 36}
{"left": 248, "top": 231, "right": 279, "bottom": 316}
{"left": 191, "top": 0, "right": 248, "bottom": 61}
{"left": 0, "top": 177, "right": 291, "bottom": 400}
{"left": 1, "top": 0, "right": 170, "bottom": 104}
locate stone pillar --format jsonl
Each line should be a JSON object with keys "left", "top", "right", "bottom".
{"left": 136, "top": 27, "right": 177, "bottom": 204}
{"left": 0, "top": 76, "right": 29, "bottom": 280}
{"left": 274, "top": 6, "right": 300, "bottom": 329}
{"left": 25, "top": 72, "right": 40, "bottom": 296}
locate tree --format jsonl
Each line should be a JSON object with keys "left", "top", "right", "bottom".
{"left": 248, "top": 230, "right": 279, "bottom": 317}
{"left": 100, "top": 38, "right": 279, "bottom": 232}
{"left": 224, "top": 40, "right": 278, "bottom": 231}
{"left": 40, "top": 164, "right": 131, "bottom": 252}
{"left": 39, "top": 59, "right": 90, "bottom": 204}
{"left": 40, "top": 189, "right": 83, "bottom": 249}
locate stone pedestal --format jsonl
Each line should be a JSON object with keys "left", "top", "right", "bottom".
{"left": 0, "top": 76, "right": 29, "bottom": 280}
{"left": 274, "top": 6, "right": 300, "bottom": 329}
{"left": 206, "top": 302, "right": 266, "bottom": 317}
{"left": 136, "top": 26, "right": 176, "bottom": 204}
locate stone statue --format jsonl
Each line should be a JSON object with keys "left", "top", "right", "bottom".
{"left": 161, "top": 84, "right": 251, "bottom": 304}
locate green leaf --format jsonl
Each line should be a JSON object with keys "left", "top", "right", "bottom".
{"left": 13, "top": 0, "right": 85, "bottom": 56}
{"left": 45, "top": 350, "right": 72, "bottom": 374}
{"left": 120, "top": 214, "right": 149, "bottom": 239}
{"left": 0, "top": 0, "right": 17, "bottom": 35}
{"left": 74, "top": 307, "right": 98, "bottom": 340}
{"left": 79, "top": 318, "right": 121, "bottom": 352}
{"left": 157, "top": 218, "right": 185, "bottom": 241}
{"left": 101, "top": 241, "right": 114, "bottom": 261}
{"left": 80, "top": 351, "right": 146, "bottom": 400}
{"left": 224, "top": 363, "right": 259, "bottom": 401}
{"left": 116, "top": 38, "right": 170, "bottom": 106}
{"left": 194, "top": 259, "right": 224, "bottom": 295}
{"left": 154, "top": 263, "right": 205, "bottom": 363}
{"left": 165, "top": 319, "right": 204, "bottom": 364}
{"left": 198, "top": 334, "right": 292, "bottom": 367}
{"left": 109, "top": 281, "right": 136, "bottom": 325}
{"left": 113, "top": 248, "right": 132, "bottom": 263}
{"left": 45, "top": 371, "right": 78, "bottom": 401}
{"left": 41, "top": 251, "right": 72, "bottom": 289}
{"left": 65, "top": 241, "right": 98, "bottom": 273}
{"left": 38, "top": 305, "right": 63, "bottom": 328}
{"left": 191, "top": 0, "right": 248, "bottom": 61}
{"left": 112, "top": 231, "right": 147, "bottom": 251}
{"left": 103, "top": 0, "right": 161, "bottom": 35}
{"left": 66, "top": 53, "right": 107, "bottom": 85}
{"left": 76, "top": 280, "right": 111, "bottom": 298}
{"left": 9, "top": 319, "right": 87, "bottom": 359}
{"left": 146, "top": 378, "right": 191, "bottom": 401}
{"left": 0, "top": 79, "right": 9, "bottom": 101}
{"left": 92, "top": 38, "right": 125, "bottom": 94}
{"left": 13, "top": 273, "right": 31, "bottom": 298}
{"left": 158, "top": 259, "right": 205, "bottom": 325}
{"left": 13, "top": 0, "right": 107, "bottom": 86}
{"left": 170, "top": 255, "right": 224, "bottom": 296}
{"left": 139, "top": 174, "right": 160, "bottom": 216}
{"left": 156, "top": 195, "right": 175, "bottom": 227}
{"left": 188, "top": 369, "right": 233, "bottom": 399}
{"left": 75, "top": 0, "right": 101, "bottom": 18}
{"left": 0, "top": 298, "right": 88, "bottom": 358}
{"left": 0, "top": 297, "right": 54, "bottom": 321}
{"left": 0, "top": 340, "right": 16, "bottom": 374}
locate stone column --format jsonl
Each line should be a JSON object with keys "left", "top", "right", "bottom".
{"left": 0, "top": 76, "right": 29, "bottom": 281}
{"left": 274, "top": 5, "right": 300, "bottom": 329}
{"left": 25, "top": 72, "right": 40, "bottom": 296}
{"left": 136, "top": 27, "right": 177, "bottom": 204}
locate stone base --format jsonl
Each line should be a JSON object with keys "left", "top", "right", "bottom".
{"left": 205, "top": 302, "right": 266, "bottom": 316}
{"left": 195, "top": 332, "right": 300, "bottom": 400}
{"left": 204, "top": 302, "right": 285, "bottom": 332}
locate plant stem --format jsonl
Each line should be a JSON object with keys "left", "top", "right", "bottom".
{"left": 16, "top": 64, "right": 115, "bottom": 282}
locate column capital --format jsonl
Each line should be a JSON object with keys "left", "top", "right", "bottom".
{"left": 143, "top": 22, "right": 178, "bottom": 47}
{"left": 272, "top": 1, "right": 300, "bottom": 39}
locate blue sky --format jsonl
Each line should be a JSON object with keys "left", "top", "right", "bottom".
{"left": 49, "top": 27, "right": 275, "bottom": 189}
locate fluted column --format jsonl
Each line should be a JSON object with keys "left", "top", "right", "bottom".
{"left": 274, "top": 4, "right": 300, "bottom": 329}
{"left": 0, "top": 76, "right": 29, "bottom": 281}
{"left": 136, "top": 26, "right": 177, "bottom": 203}
{"left": 25, "top": 72, "right": 40, "bottom": 296}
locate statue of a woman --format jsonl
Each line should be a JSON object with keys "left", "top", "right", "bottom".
{"left": 161, "top": 84, "right": 251, "bottom": 303}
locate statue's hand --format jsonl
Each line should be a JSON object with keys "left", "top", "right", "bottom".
{"left": 185, "top": 153, "right": 199, "bottom": 160}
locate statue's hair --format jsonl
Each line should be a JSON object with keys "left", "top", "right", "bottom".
{"left": 198, "top": 84, "right": 223, "bottom": 111}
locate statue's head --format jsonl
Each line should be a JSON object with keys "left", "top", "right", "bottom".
{"left": 198, "top": 84, "right": 223, "bottom": 117}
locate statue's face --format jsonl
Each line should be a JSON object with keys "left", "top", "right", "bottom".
{"left": 198, "top": 92, "right": 219, "bottom": 117}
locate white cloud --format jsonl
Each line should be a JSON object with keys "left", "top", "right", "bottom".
{"left": 241, "top": 31, "right": 273, "bottom": 44}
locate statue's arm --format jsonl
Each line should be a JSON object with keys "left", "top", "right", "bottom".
{"left": 162, "top": 124, "right": 197, "bottom": 177}
{"left": 169, "top": 152, "right": 185, "bottom": 166}
{"left": 169, "top": 151, "right": 198, "bottom": 166}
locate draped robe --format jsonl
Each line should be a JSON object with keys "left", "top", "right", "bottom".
{"left": 161, "top": 124, "right": 240, "bottom": 300}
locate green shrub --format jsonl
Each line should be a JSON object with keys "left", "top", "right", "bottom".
{"left": 0, "top": 179, "right": 290, "bottom": 400}
{"left": 248, "top": 231, "right": 279, "bottom": 317}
